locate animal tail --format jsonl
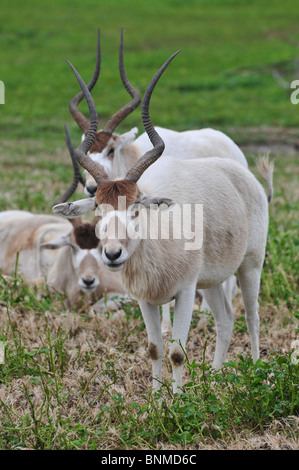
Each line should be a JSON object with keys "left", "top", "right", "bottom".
{"left": 255, "top": 153, "right": 274, "bottom": 203}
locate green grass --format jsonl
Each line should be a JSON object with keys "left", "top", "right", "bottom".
{"left": 1, "top": 0, "right": 299, "bottom": 152}
{"left": 0, "top": 0, "right": 298, "bottom": 451}
{"left": 0, "top": 287, "right": 298, "bottom": 449}
{"left": 258, "top": 155, "right": 299, "bottom": 313}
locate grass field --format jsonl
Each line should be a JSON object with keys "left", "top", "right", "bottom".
{"left": 0, "top": 0, "right": 298, "bottom": 450}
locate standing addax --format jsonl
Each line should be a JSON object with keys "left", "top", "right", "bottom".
{"left": 54, "top": 51, "right": 273, "bottom": 393}
{"left": 67, "top": 29, "right": 247, "bottom": 319}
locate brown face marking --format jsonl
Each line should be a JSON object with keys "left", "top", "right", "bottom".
{"left": 73, "top": 223, "right": 100, "bottom": 249}
{"left": 88, "top": 131, "right": 114, "bottom": 154}
{"left": 95, "top": 179, "right": 138, "bottom": 210}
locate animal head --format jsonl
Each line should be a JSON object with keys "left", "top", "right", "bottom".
{"left": 41, "top": 218, "right": 102, "bottom": 292}
{"left": 53, "top": 49, "right": 180, "bottom": 271}
{"left": 82, "top": 127, "right": 139, "bottom": 196}
{"left": 69, "top": 28, "right": 141, "bottom": 197}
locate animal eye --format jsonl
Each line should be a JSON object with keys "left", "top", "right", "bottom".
{"left": 107, "top": 147, "right": 114, "bottom": 157}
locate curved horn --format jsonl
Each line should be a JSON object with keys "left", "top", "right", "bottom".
{"left": 53, "top": 124, "right": 86, "bottom": 205}
{"left": 69, "top": 29, "right": 101, "bottom": 134}
{"left": 67, "top": 60, "right": 109, "bottom": 185}
{"left": 65, "top": 124, "right": 86, "bottom": 187}
{"left": 125, "top": 50, "right": 181, "bottom": 183}
{"left": 103, "top": 28, "right": 141, "bottom": 134}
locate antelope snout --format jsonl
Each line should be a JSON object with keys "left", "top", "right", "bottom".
{"left": 84, "top": 184, "right": 97, "bottom": 197}
{"left": 102, "top": 244, "right": 126, "bottom": 271}
{"left": 79, "top": 276, "right": 99, "bottom": 291}
{"left": 105, "top": 248, "right": 122, "bottom": 262}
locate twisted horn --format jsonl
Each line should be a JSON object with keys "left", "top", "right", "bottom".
{"left": 67, "top": 60, "right": 109, "bottom": 185}
{"left": 69, "top": 29, "right": 101, "bottom": 134}
{"left": 65, "top": 124, "right": 86, "bottom": 186}
{"left": 103, "top": 28, "right": 141, "bottom": 134}
{"left": 53, "top": 125, "right": 87, "bottom": 205}
{"left": 125, "top": 50, "right": 181, "bottom": 183}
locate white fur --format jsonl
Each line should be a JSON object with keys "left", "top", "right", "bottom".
{"left": 0, "top": 210, "right": 124, "bottom": 309}
{"left": 53, "top": 155, "right": 273, "bottom": 393}
{"left": 81, "top": 126, "right": 247, "bottom": 327}
{"left": 135, "top": 126, "right": 248, "bottom": 167}
{"left": 83, "top": 126, "right": 247, "bottom": 194}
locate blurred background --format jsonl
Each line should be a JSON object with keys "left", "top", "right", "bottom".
{"left": 0, "top": 0, "right": 298, "bottom": 206}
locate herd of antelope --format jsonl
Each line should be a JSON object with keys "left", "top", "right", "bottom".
{"left": 0, "top": 29, "right": 274, "bottom": 393}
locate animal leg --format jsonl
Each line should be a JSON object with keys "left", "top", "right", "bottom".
{"left": 199, "top": 290, "right": 212, "bottom": 313}
{"left": 170, "top": 285, "right": 196, "bottom": 393}
{"left": 200, "top": 274, "right": 238, "bottom": 313}
{"left": 161, "top": 302, "right": 172, "bottom": 334}
{"left": 139, "top": 301, "right": 163, "bottom": 391}
{"left": 237, "top": 259, "right": 263, "bottom": 363}
{"left": 222, "top": 274, "right": 239, "bottom": 311}
{"left": 202, "top": 284, "right": 234, "bottom": 370}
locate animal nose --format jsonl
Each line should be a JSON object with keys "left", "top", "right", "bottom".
{"left": 86, "top": 184, "right": 97, "bottom": 196}
{"left": 104, "top": 248, "right": 122, "bottom": 262}
{"left": 82, "top": 277, "right": 95, "bottom": 287}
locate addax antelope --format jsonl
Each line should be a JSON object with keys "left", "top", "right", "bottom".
{"left": 70, "top": 29, "right": 247, "bottom": 199}
{"left": 54, "top": 51, "right": 273, "bottom": 393}
{"left": 68, "top": 29, "right": 247, "bottom": 319}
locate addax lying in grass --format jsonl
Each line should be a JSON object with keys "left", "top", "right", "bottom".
{"left": 0, "top": 128, "right": 125, "bottom": 311}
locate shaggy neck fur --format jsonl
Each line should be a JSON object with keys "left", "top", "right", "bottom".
{"left": 122, "top": 236, "right": 199, "bottom": 304}
{"left": 95, "top": 180, "right": 138, "bottom": 210}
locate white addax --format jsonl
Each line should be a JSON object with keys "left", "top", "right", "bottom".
{"left": 54, "top": 51, "right": 273, "bottom": 393}
{"left": 69, "top": 30, "right": 246, "bottom": 323}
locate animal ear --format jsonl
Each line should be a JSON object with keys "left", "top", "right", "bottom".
{"left": 52, "top": 197, "right": 96, "bottom": 218}
{"left": 40, "top": 233, "right": 73, "bottom": 250}
{"left": 116, "top": 127, "right": 138, "bottom": 148}
{"left": 137, "top": 191, "right": 175, "bottom": 209}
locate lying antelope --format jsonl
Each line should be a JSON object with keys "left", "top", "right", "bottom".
{"left": 68, "top": 29, "right": 245, "bottom": 319}
{"left": 54, "top": 51, "right": 273, "bottom": 393}
{"left": 0, "top": 128, "right": 124, "bottom": 310}
{"left": 0, "top": 209, "right": 124, "bottom": 310}
{"left": 41, "top": 216, "right": 125, "bottom": 310}
{"left": 0, "top": 211, "right": 71, "bottom": 280}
